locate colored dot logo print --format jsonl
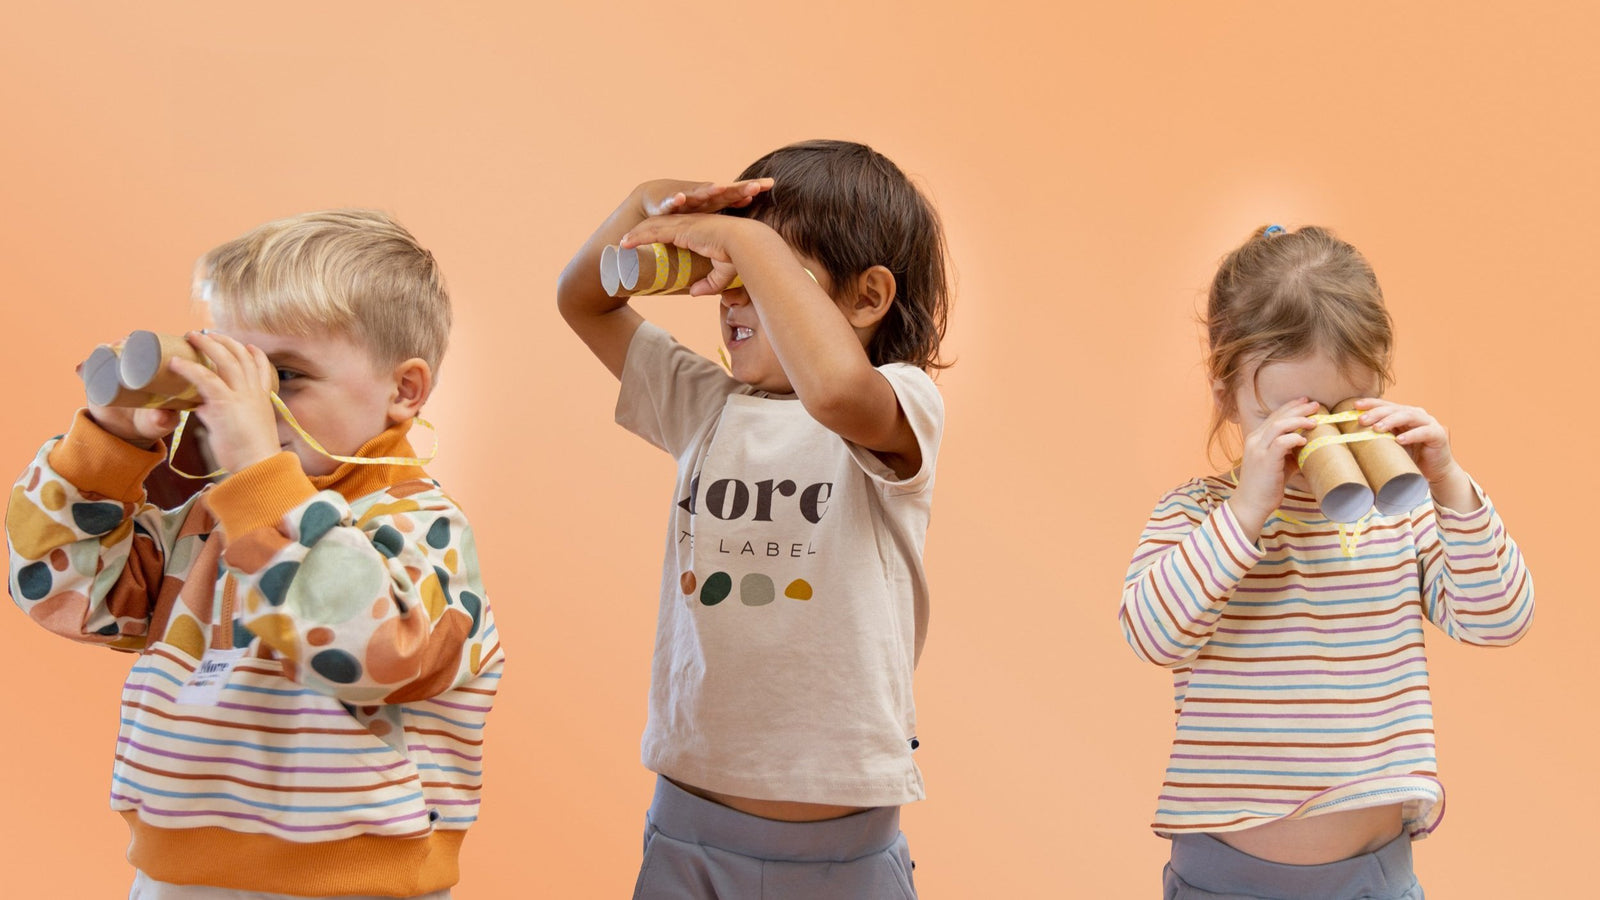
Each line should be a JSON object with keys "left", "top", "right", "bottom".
{"left": 699, "top": 572, "right": 732, "bottom": 606}
{"left": 684, "top": 571, "right": 814, "bottom": 606}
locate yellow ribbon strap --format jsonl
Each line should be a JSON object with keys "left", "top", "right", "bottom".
{"left": 165, "top": 394, "right": 438, "bottom": 480}
{"left": 1296, "top": 430, "right": 1396, "bottom": 466}
{"left": 1296, "top": 411, "right": 1396, "bottom": 467}
{"left": 638, "top": 243, "right": 672, "bottom": 296}
{"left": 666, "top": 247, "right": 695, "bottom": 294}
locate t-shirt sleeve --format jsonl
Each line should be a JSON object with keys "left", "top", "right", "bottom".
{"left": 615, "top": 321, "right": 741, "bottom": 456}
{"left": 845, "top": 363, "right": 943, "bottom": 495}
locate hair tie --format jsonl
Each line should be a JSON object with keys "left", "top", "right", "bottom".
{"left": 1263, "top": 224, "right": 1285, "bottom": 236}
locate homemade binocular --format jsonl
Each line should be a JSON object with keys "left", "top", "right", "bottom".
{"left": 81, "top": 331, "right": 278, "bottom": 411}
{"left": 601, "top": 242, "right": 743, "bottom": 297}
{"left": 1298, "top": 400, "right": 1429, "bottom": 523}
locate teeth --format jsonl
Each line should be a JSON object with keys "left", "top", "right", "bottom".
{"left": 733, "top": 326, "right": 753, "bottom": 341}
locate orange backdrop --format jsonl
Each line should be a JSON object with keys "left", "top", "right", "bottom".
{"left": 0, "top": 2, "right": 1589, "bottom": 896}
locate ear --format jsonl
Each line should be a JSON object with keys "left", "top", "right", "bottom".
{"left": 840, "top": 265, "right": 896, "bottom": 330}
{"left": 1211, "top": 378, "right": 1239, "bottom": 424}
{"left": 386, "top": 358, "right": 434, "bottom": 425}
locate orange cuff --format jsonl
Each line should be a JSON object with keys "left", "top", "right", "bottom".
{"left": 46, "top": 409, "right": 167, "bottom": 503}
{"left": 208, "top": 452, "right": 319, "bottom": 537}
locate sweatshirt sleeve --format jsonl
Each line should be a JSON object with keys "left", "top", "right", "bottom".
{"left": 1119, "top": 481, "right": 1265, "bottom": 667}
{"left": 1411, "top": 484, "right": 1534, "bottom": 646}
{"left": 208, "top": 453, "right": 499, "bottom": 705}
{"left": 6, "top": 410, "right": 196, "bottom": 651}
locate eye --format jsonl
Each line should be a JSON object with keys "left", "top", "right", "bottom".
{"left": 275, "top": 368, "right": 302, "bottom": 384}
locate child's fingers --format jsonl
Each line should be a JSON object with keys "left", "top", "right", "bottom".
{"left": 187, "top": 332, "right": 248, "bottom": 389}
{"left": 167, "top": 356, "right": 225, "bottom": 400}
{"left": 247, "top": 345, "right": 275, "bottom": 392}
{"left": 1394, "top": 422, "right": 1446, "bottom": 447}
{"left": 1369, "top": 407, "right": 1434, "bottom": 434}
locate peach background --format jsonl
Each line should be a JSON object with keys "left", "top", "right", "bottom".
{"left": 0, "top": 2, "right": 1589, "bottom": 896}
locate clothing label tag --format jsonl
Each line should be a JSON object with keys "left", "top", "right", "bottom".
{"left": 176, "top": 647, "right": 248, "bottom": 707}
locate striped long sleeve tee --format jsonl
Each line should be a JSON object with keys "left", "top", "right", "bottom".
{"left": 6, "top": 411, "right": 504, "bottom": 896}
{"left": 1119, "top": 473, "right": 1533, "bottom": 839}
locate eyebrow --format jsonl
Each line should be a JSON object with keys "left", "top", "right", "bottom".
{"left": 267, "top": 350, "right": 320, "bottom": 371}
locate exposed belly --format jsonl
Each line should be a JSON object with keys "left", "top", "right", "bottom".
{"left": 1214, "top": 802, "right": 1404, "bottom": 865}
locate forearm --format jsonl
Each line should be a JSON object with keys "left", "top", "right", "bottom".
{"left": 211, "top": 461, "right": 489, "bottom": 701}
{"left": 725, "top": 221, "right": 906, "bottom": 454}
{"left": 1120, "top": 502, "right": 1262, "bottom": 666}
{"left": 8, "top": 412, "right": 174, "bottom": 644}
{"left": 557, "top": 186, "right": 650, "bottom": 321}
{"left": 1417, "top": 486, "right": 1533, "bottom": 645}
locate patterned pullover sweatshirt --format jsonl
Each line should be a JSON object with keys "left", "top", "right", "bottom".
{"left": 1120, "top": 474, "right": 1532, "bottom": 840}
{"left": 6, "top": 411, "right": 502, "bottom": 896}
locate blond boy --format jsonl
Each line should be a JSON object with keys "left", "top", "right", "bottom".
{"left": 6, "top": 210, "right": 501, "bottom": 898}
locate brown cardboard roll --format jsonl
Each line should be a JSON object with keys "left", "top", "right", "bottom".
{"left": 1333, "top": 399, "right": 1430, "bottom": 516}
{"left": 1298, "top": 404, "right": 1374, "bottom": 524}
{"left": 604, "top": 243, "right": 743, "bottom": 297}
{"left": 82, "top": 344, "right": 170, "bottom": 408}
{"left": 96, "top": 331, "right": 278, "bottom": 410}
{"left": 120, "top": 330, "right": 204, "bottom": 402}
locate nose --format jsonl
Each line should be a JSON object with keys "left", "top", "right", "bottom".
{"left": 720, "top": 286, "right": 750, "bottom": 309}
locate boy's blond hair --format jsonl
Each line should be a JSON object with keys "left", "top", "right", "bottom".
{"left": 196, "top": 209, "right": 450, "bottom": 371}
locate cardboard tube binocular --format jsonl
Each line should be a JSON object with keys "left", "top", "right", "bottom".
{"left": 601, "top": 242, "right": 743, "bottom": 297}
{"left": 81, "top": 331, "right": 278, "bottom": 411}
{"left": 1297, "top": 400, "right": 1429, "bottom": 523}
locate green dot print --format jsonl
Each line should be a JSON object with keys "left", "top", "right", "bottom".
{"left": 700, "top": 571, "right": 731, "bottom": 606}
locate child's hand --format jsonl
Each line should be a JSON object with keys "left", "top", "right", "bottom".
{"left": 167, "top": 332, "right": 281, "bottom": 475}
{"left": 640, "top": 178, "right": 773, "bottom": 218}
{"left": 621, "top": 213, "right": 753, "bottom": 296}
{"left": 83, "top": 403, "right": 181, "bottom": 451}
{"left": 1351, "top": 398, "right": 1480, "bottom": 512}
{"left": 1228, "top": 398, "right": 1321, "bottom": 541}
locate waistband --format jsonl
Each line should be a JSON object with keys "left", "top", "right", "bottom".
{"left": 1169, "top": 831, "right": 1415, "bottom": 897}
{"left": 123, "top": 812, "right": 463, "bottom": 896}
{"left": 648, "top": 776, "right": 901, "bottom": 863}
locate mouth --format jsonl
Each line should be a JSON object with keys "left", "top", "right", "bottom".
{"left": 728, "top": 324, "right": 754, "bottom": 346}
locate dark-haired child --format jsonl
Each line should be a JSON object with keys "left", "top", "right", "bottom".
{"left": 558, "top": 140, "right": 950, "bottom": 899}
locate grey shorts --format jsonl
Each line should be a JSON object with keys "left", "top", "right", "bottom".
{"left": 631, "top": 776, "right": 917, "bottom": 900}
{"left": 1163, "top": 831, "right": 1423, "bottom": 899}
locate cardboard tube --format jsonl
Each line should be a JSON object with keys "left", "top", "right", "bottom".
{"left": 1298, "top": 404, "right": 1374, "bottom": 523}
{"left": 120, "top": 330, "right": 204, "bottom": 401}
{"left": 82, "top": 344, "right": 169, "bottom": 408}
{"left": 1333, "top": 399, "right": 1430, "bottom": 516}
{"left": 98, "top": 331, "right": 278, "bottom": 410}
{"left": 600, "top": 243, "right": 624, "bottom": 297}
{"left": 606, "top": 243, "right": 741, "bottom": 296}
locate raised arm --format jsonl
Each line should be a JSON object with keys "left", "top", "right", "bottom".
{"left": 210, "top": 457, "right": 500, "bottom": 703}
{"left": 1412, "top": 486, "right": 1534, "bottom": 646}
{"left": 1351, "top": 399, "right": 1534, "bottom": 645}
{"left": 557, "top": 179, "right": 771, "bottom": 379}
{"left": 7, "top": 411, "right": 194, "bottom": 649}
{"left": 1119, "top": 483, "right": 1264, "bottom": 667}
{"left": 619, "top": 213, "right": 920, "bottom": 475}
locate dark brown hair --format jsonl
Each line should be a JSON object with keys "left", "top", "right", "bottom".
{"left": 1206, "top": 225, "right": 1394, "bottom": 456}
{"left": 725, "top": 140, "right": 951, "bottom": 371}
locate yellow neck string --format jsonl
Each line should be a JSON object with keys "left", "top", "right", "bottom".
{"left": 165, "top": 393, "right": 437, "bottom": 480}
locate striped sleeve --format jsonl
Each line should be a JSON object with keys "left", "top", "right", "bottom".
{"left": 1119, "top": 481, "right": 1264, "bottom": 667}
{"left": 1412, "top": 485, "right": 1534, "bottom": 646}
